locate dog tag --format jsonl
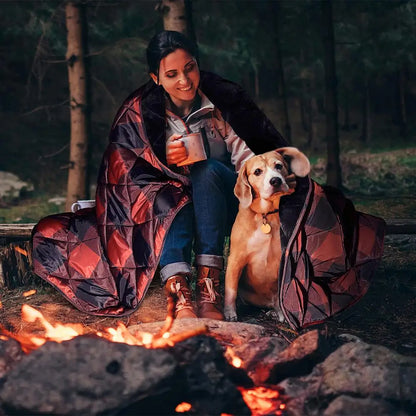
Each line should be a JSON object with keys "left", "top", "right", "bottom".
{"left": 261, "top": 223, "right": 271, "bottom": 234}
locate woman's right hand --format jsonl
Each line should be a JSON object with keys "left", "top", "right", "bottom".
{"left": 166, "top": 134, "right": 188, "bottom": 166}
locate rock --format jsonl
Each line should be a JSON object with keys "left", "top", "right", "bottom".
{"left": 264, "top": 329, "right": 334, "bottom": 384}
{"left": 323, "top": 395, "right": 408, "bottom": 416}
{"left": 47, "top": 196, "right": 66, "bottom": 205}
{"left": 318, "top": 342, "right": 416, "bottom": 402}
{"left": 336, "top": 333, "right": 363, "bottom": 344}
{"left": 0, "top": 338, "right": 24, "bottom": 380}
{"left": 231, "top": 336, "right": 288, "bottom": 384}
{"left": 0, "top": 171, "right": 33, "bottom": 199}
{"left": 280, "top": 341, "right": 416, "bottom": 416}
{"left": 0, "top": 336, "right": 178, "bottom": 415}
{"left": 129, "top": 318, "right": 266, "bottom": 346}
{"left": 170, "top": 335, "right": 250, "bottom": 415}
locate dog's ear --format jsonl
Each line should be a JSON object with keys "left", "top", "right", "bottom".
{"left": 234, "top": 163, "right": 253, "bottom": 208}
{"left": 276, "top": 147, "right": 310, "bottom": 177}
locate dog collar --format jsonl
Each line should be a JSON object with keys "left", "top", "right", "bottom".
{"left": 261, "top": 208, "right": 279, "bottom": 234}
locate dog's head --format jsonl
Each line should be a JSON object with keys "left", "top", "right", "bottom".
{"left": 235, "top": 147, "right": 310, "bottom": 209}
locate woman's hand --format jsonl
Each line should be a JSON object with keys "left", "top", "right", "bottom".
{"left": 166, "top": 134, "right": 188, "bottom": 166}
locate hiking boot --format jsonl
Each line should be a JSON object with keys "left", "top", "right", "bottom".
{"left": 165, "top": 274, "right": 197, "bottom": 319}
{"left": 196, "top": 266, "right": 224, "bottom": 320}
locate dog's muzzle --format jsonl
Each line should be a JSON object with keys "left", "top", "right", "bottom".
{"left": 270, "top": 177, "right": 282, "bottom": 187}
{"left": 270, "top": 176, "right": 289, "bottom": 193}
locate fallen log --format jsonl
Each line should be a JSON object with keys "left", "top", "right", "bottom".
{"left": 0, "top": 219, "right": 415, "bottom": 289}
{"left": 0, "top": 219, "right": 415, "bottom": 243}
{"left": 0, "top": 224, "right": 34, "bottom": 244}
{"left": 384, "top": 219, "right": 416, "bottom": 234}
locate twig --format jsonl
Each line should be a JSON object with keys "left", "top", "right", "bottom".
{"left": 38, "top": 143, "right": 69, "bottom": 161}
{"left": 151, "top": 326, "right": 208, "bottom": 349}
{"left": 21, "top": 99, "right": 69, "bottom": 117}
{"left": 92, "top": 76, "right": 116, "bottom": 105}
{"left": 86, "top": 37, "right": 148, "bottom": 57}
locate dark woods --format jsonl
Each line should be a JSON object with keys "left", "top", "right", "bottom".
{"left": 1, "top": 0, "right": 415, "bottom": 196}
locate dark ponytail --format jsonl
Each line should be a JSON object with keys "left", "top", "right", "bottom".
{"left": 146, "top": 30, "right": 199, "bottom": 76}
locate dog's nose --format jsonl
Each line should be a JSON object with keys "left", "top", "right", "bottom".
{"left": 270, "top": 177, "right": 282, "bottom": 187}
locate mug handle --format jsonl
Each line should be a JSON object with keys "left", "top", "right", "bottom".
{"left": 71, "top": 203, "right": 81, "bottom": 213}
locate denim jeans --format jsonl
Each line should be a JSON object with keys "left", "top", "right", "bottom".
{"left": 159, "top": 159, "right": 238, "bottom": 283}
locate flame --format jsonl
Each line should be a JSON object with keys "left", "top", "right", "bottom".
{"left": 238, "top": 386, "right": 286, "bottom": 416}
{"left": 0, "top": 304, "right": 207, "bottom": 353}
{"left": 224, "top": 346, "right": 243, "bottom": 368}
{"left": 105, "top": 323, "right": 154, "bottom": 346}
{"left": 175, "top": 402, "right": 192, "bottom": 413}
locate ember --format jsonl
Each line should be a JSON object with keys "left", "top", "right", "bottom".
{"left": 22, "top": 289, "right": 36, "bottom": 297}
{"left": 175, "top": 402, "right": 192, "bottom": 412}
{"left": 239, "top": 386, "right": 286, "bottom": 416}
{"left": 225, "top": 345, "right": 243, "bottom": 368}
{"left": 14, "top": 246, "right": 28, "bottom": 257}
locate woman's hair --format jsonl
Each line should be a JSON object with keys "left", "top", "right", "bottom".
{"left": 146, "top": 30, "right": 199, "bottom": 75}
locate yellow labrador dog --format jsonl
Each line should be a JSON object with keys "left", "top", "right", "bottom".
{"left": 224, "top": 147, "right": 310, "bottom": 322}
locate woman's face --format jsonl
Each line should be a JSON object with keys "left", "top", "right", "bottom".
{"left": 151, "top": 48, "right": 200, "bottom": 109}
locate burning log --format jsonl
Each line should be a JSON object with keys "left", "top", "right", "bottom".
{"left": 0, "top": 334, "right": 267, "bottom": 415}
{"left": 0, "top": 305, "right": 289, "bottom": 415}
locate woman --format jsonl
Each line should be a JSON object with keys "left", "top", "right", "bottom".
{"left": 136, "top": 30, "right": 289, "bottom": 320}
{"left": 31, "top": 30, "right": 288, "bottom": 319}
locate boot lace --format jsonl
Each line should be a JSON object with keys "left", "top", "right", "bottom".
{"left": 200, "top": 278, "right": 220, "bottom": 304}
{"left": 170, "top": 281, "right": 193, "bottom": 311}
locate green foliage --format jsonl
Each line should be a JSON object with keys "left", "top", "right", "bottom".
{"left": 0, "top": 196, "right": 64, "bottom": 223}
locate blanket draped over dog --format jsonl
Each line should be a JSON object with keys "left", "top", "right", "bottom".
{"left": 278, "top": 177, "right": 385, "bottom": 329}
{"left": 31, "top": 71, "right": 385, "bottom": 328}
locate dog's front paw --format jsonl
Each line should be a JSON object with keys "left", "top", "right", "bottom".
{"left": 224, "top": 305, "right": 238, "bottom": 322}
{"left": 267, "top": 308, "right": 286, "bottom": 323}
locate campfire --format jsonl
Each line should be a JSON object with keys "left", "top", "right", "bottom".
{"left": 0, "top": 298, "right": 288, "bottom": 415}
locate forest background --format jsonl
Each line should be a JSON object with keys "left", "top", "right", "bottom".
{"left": 0, "top": 0, "right": 415, "bottom": 223}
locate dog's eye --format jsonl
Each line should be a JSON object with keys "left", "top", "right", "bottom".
{"left": 253, "top": 168, "right": 262, "bottom": 176}
{"left": 275, "top": 163, "right": 283, "bottom": 170}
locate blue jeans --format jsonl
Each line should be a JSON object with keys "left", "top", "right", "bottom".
{"left": 159, "top": 159, "right": 238, "bottom": 283}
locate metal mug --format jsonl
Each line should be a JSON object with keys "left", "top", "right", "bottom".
{"left": 176, "top": 132, "right": 208, "bottom": 166}
{"left": 71, "top": 199, "right": 96, "bottom": 213}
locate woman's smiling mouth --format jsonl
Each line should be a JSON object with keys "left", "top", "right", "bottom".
{"left": 178, "top": 85, "right": 193, "bottom": 91}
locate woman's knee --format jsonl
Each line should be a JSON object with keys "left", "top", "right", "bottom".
{"left": 190, "top": 159, "right": 224, "bottom": 181}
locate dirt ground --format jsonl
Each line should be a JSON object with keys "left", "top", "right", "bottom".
{"left": 1, "top": 232, "right": 415, "bottom": 357}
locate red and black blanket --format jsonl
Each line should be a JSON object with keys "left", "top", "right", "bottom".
{"left": 31, "top": 71, "right": 385, "bottom": 328}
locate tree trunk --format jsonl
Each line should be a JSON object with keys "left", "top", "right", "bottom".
{"left": 321, "top": 0, "right": 342, "bottom": 188}
{"left": 65, "top": 1, "right": 90, "bottom": 211}
{"left": 398, "top": 68, "right": 408, "bottom": 137}
{"left": 159, "top": 0, "right": 196, "bottom": 44}
{"left": 299, "top": 48, "right": 309, "bottom": 133}
{"left": 342, "top": 90, "right": 351, "bottom": 131}
{"left": 253, "top": 64, "right": 260, "bottom": 101}
{"left": 270, "top": 0, "right": 291, "bottom": 143}
{"left": 307, "top": 95, "right": 319, "bottom": 151}
{"left": 361, "top": 77, "right": 371, "bottom": 143}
